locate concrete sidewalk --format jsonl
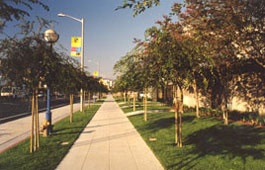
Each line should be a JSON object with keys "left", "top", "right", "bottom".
{"left": 56, "top": 94, "right": 164, "bottom": 170}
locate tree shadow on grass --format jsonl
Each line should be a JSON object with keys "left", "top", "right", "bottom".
{"left": 143, "top": 114, "right": 196, "bottom": 133}
{"left": 182, "top": 115, "right": 196, "bottom": 123}
{"left": 178, "top": 124, "right": 265, "bottom": 169}
{"left": 149, "top": 117, "right": 174, "bottom": 130}
{"left": 52, "top": 126, "right": 84, "bottom": 136}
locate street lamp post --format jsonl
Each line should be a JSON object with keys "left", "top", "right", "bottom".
{"left": 95, "top": 61, "right": 100, "bottom": 78}
{"left": 88, "top": 60, "right": 100, "bottom": 78}
{"left": 44, "top": 29, "right": 59, "bottom": 135}
{"left": 58, "top": 13, "right": 85, "bottom": 112}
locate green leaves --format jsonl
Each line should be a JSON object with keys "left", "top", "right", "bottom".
{"left": 0, "top": 35, "right": 108, "bottom": 97}
{"left": 115, "top": 0, "right": 264, "bottom": 114}
{"left": 0, "top": 0, "right": 49, "bottom": 32}
{"left": 116, "top": 0, "right": 160, "bottom": 16}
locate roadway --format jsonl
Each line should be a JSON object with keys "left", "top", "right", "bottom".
{"left": 0, "top": 96, "right": 77, "bottom": 123}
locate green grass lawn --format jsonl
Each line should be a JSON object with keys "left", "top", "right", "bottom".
{"left": 121, "top": 102, "right": 265, "bottom": 170}
{"left": 0, "top": 104, "right": 101, "bottom": 170}
{"left": 118, "top": 100, "right": 171, "bottom": 114}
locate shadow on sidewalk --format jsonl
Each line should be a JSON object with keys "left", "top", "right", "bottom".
{"left": 72, "top": 130, "right": 137, "bottom": 148}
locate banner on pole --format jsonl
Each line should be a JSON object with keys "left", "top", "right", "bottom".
{"left": 93, "top": 71, "right": 99, "bottom": 78}
{"left": 71, "top": 37, "right": 82, "bottom": 57}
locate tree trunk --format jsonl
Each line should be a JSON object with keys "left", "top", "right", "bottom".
{"left": 174, "top": 101, "right": 182, "bottom": 147}
{"left": 128, "top": 93, "right": 131, "bottom": 105}
{"left": 222, "top": 100, "right": 229, "bottom": 125}
{"left": 175, "top": 105, "right": 179, "bottom": 145}
{"left": 162, "top": 86, "right": 165, "bottom": 102}
{"left": 173, "top": 85, "right": 179, "bottom": 145}
{"left": 178, "top": 110, "right": 183, "bottom": 148}
{"left": 174, "top": 85, "right": 183, "bottom": 148}
{"left": 133, "top": 92, "right": 136, "bottom": 112}
{"left": 221, "top": 92, "right": 229, "bottom": 125}
{"left": 144, "top": 88, "right": 147, "bottom": 122}
{"left": 178, "top": 88, "right": 184, "bottom": 148}
{"left": 30, "top": 94, "right": 34, "bottom": 153}
{"left": 83, "top": 91, "right": 86, "bottom": 109}
{"left": 35, "top": 92, "right": 40, "bottom": 149}
{"left": 30, "top": 89, "right": 40, "bottom": 153}
{"left": 70, "top": 94, "right": 74, "bottom": 123}
{"left": 82, "top": 90, "right": 86, "bottom": 110}
{"left": 88, "top": 91, "right": 91, "bottom": 108}
{"left": 123, "top": 91, "right": 126, "bottom": 103}
{"left": 34, "top": 89, "right": 39, "bottom": 150}
{"left": 224, "top": 110, "right": 229, "bottom": 125}
{"left": 194, "top": 79, "right": 200, "bottom": 118}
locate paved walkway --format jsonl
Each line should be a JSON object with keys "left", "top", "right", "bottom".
{"left": 56, "top": 94, "right": 164, "bottom": 170}
{"left": 0, "top": 103, "right": 81, "bottom": 153}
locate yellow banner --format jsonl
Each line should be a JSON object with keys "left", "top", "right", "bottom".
{"left": 71, "top": 37, "right": 81, "bottom": 47}
{"left": 71, "top": 37, "right": 82, "bottom": 57}
{"left": 93, "top": 71, "right": 99, "bottom": 77}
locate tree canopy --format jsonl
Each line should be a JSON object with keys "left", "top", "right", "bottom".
{"left": 0, "top": 0, "right": 49, "bottom": 32}
{"left": 116, "top": 0, "right": 160, "bottom": 16}
{"left": 115, "top": 0, "right": 265, "bottom": 120}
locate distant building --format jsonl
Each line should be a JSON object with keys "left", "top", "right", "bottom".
{"left": 101, "top": 78, "right": 113, "bottom": 90}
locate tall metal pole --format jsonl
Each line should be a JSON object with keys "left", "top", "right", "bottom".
{"left": 80, "top": 18, "right": 84, "bottom": 112}
{"left": 58, "top": 13, "right": 85, "bottom": 112}
{"left": 97, "top": 61, "right": 100, "bottom": 77}
{"left": 44, "top": 29, "right": 59, "bottom": 135}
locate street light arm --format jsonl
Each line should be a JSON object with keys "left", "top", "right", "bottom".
{"left": 58, "top": 13, "right": 83, "bottom": 23}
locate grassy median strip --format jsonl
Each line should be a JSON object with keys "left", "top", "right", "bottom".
{"left": 0, "top": 104, "right": 101, "bottom": 170}
{"left": 119, "top": 101, "right": 265, "bottom": 170}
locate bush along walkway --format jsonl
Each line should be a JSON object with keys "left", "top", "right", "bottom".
{"left": 118, "top": 100, "right": 265, "bottom": 170}
{"left": 0, "top": 104, "right": 101, "bottom": 170}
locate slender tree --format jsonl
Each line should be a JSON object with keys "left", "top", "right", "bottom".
{"left": 55, "top": 55, "right": 81, "bottom": 123}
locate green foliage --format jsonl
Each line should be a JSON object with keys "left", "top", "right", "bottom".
{"left": 183, "top": 0, "right": 265, "bottom": 110}
{"left": 116, "top": 0, "right": 265, "bottom": 119}
{"left": 0, "top": 36, "right": 61, "bottom": 90}
{"left": 0, "top": 104, "right": 101, "bottom": 170}
{"left": 116, "top": 0, "right": 160, "bottom": 16}
{"left": 54, "top": 55, "right": 81, "bottom": 95}
{"left": 113, "top": 48, "right": 147, "bottom": 92}
{"left": 0, "top": 35, "right": 107, "bottom": 96}
{"left": 0, "top": 0, "right": 49, "bottom": 32}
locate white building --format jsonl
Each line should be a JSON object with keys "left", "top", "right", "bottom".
{"left": 101, "top": 78, "right": 113, "bottom": 90}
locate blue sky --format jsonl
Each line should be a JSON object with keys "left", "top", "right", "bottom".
{"left": 3, "top": 0, "right": 182, "bottom": 79}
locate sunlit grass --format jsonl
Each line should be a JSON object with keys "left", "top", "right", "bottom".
{"left": 124, "top": 104, "right": 265, "bottom": 170}
{"left": 118, "top": 98, "right": 171, "bottom": 114}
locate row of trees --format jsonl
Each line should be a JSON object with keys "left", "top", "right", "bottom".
{"left": 0, "top": 20, "right": 108, "bottom": 153}
{"left": 0, "top": 0, "right": 109, "bottom": 153}
{"left": 115, "top": 0, "right": 264, "bottom": 147}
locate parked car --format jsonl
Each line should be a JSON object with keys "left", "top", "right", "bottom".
{"left": 1, "top": 86, "right": 14, "bottom": 97}
{"left": 1, "top": 86, "right": 28, "bottom": 98}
